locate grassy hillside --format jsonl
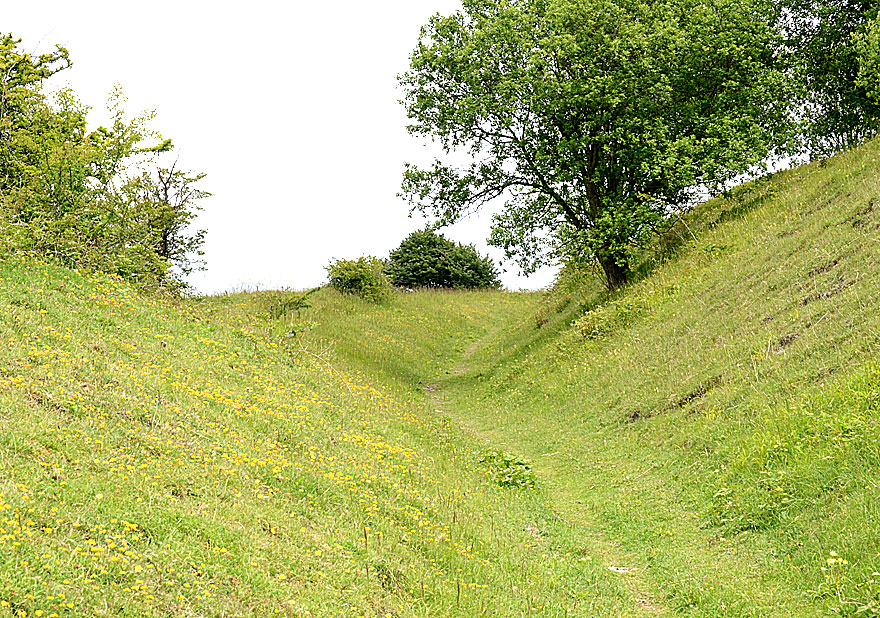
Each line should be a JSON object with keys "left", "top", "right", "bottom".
{"left": 2, "top": 138, "right": 879, "bottom": 618}
{"left": 411, "top": 141, "right": 880, "bottom": 615}
{"left": 193, "top": 288, "right": 534, "bottom": 396}
{"left": 285, "top": 139, "right": 880, "bottom": 615}
{"left": 0, "top": 261, "right": 646, "bottom": 617}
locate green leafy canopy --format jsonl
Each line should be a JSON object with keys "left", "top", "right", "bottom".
{"left": 399, "top": 0, "right": 792, "bottom": 289}
{"left": 783, "top": 0, "right": 880, "bottom": 157}
{"left": 326, "top": 256, "right": 391, "bottom": 302}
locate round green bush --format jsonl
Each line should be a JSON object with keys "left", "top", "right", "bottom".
{"left": 326, "top": 256, "right": 390, "bottom": 302}
{"left": 387, "top": 229, "right": 500, "bottom": 289}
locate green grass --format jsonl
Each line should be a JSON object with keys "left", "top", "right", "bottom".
{"left": 193, "top": 287, "right": 535, "bottom": 396}
{"left": 431, "top": 141, "right": 880, "bottom": 616}
{"left": 2, "top": 138, "right": 880, "bottom": 617}
{"left": 0, "top": 260, "right": 637, "bottom": 617}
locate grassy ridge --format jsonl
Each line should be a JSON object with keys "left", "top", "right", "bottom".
{"left": 194, "top": 288, "right": 535, "bottom": 395}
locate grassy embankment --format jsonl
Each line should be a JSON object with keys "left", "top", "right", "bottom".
{"left": 291, "top": 138, "right": 880, "bottom": 616}
{"left": 1, "top": 137, "right": 879, "bottom": 617}
{"left": 0, "top": 261, "right": 645, "bottom": 616}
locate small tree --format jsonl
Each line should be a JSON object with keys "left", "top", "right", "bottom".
{"left": 326, "top": 256, "right": 391, "bottom": 302}
{"left": 387, "top": 229, "right": 500, "bottom": 289}
{"left": 116, "top": 162, "right": 210, "bottom": 279}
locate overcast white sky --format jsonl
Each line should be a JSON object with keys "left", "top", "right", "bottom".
{"left": 4, "top": 1, "right": 558, "bottom": 293}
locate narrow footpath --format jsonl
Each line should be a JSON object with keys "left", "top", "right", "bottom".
{"left": 423, "top": 334, "right": 669, "bottom": 617}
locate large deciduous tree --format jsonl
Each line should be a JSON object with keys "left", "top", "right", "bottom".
{"left": 399, "top": 0, "right": 791, "bottom": 289}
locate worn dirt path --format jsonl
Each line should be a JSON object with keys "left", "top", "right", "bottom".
{"left": 422, "top": 332, "right": 669, "bottom": 616}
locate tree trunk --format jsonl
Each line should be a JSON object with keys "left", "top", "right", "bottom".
{"left": 582, "top": 186, "right": 629, "bottom": 291}
{"left": 598, "top": 255, "right": 628, "bottom": 291}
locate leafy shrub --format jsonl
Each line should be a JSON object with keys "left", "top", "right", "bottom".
{"left": 0, "top": 37, "right": 208, "bottom": 292}
{"left": 387, "top": 229, "right": 500, "bottom": 289}
{"left": 326, "top": 256, "right": 390, "bottom": 302}
{"left": 478, "top": 450, "right": 538, "bottom": 489}
{"left": 259, "top": 289, "right": 318, "bottom": 337}
{"left": 857, "top": 16, "right": 880, "bottom": 103}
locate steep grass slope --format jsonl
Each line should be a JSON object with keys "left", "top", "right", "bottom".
{"left": 261, "top": 139, "right": 880, "bottom": 617}
{"left": 431, "top": 141, "right": 880, "bottom": 616}
{"left": 0, "top": 263, "right": 649, "bottom": 618}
